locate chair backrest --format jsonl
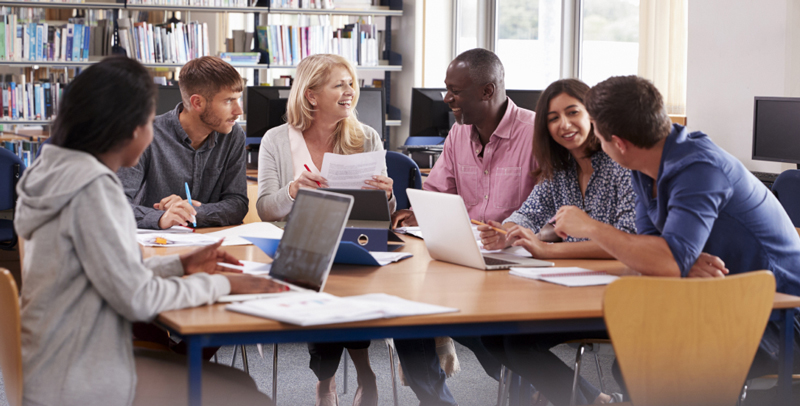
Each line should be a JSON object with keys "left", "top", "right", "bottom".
{"left": 0, "top": 147, "right": 25, "bottom": 211}
{"left": 386, "top": 151, "right": 422, "bottom": 211}
{"left": 603, "top": 271, "right": 775, "bottom": 406}
{"left": 0, "top": 268, "right": 22, "bottom": 406}
{"left": 772, "top": 169, "right": 800, "bottom": 227}
{"left": 404, "top": 136, "right": 445, "bottom": 146}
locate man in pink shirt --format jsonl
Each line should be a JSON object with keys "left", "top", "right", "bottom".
{"left": 392, "top": 49, "right": 539, "bottom": 406}
{"left": 392, "top": 49, "right": 537, "bottom": 227}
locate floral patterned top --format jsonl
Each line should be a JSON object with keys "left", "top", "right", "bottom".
{"left": 504, "top": 151, "right": 637, "bottom": 242}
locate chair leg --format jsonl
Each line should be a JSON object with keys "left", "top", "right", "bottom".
{"left": 241, "top": 345, "right": 250, "bottom": 374}
{"left": 213, "top": 353, "right": 218, "bottom": 364}
{"left": 738, "top": 383, "right": 748, "bottom": 406}
{"left": 496, "top": 365, "right": 508, "bottom": 406}
{"left": 593, "top": 349, "right": 605, "bottom": 394}
{"left": 230, "top": 344, "right": 239, "bottom": 367}
{"left": 498, "top": 366, "right": 512, "bottom": 406}
{"left": 386, "top": 339, "right": 399, "bottom": 406}
{"left": 342, "top": 348, "right": 349, "bottom": 395}
{"left": 570, "top": 343, "right": 585, "bottom": 406}
{"left": 272, "top": 344, "right": 278, "bottom": 403}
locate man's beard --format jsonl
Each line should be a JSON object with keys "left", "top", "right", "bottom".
{"left": 200, "top": 106, "right": 224, "bottom": 131}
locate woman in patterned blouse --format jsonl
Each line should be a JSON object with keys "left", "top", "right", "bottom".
{"left": 479, "top": 78, "right": 636, "bottom": 259}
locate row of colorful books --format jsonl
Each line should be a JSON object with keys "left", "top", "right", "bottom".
{"left": 118, "top": 18, "right": 210, "bottom": 64}
{"left": 3, "top": 138, "right": 44, "bottom": 168}
{"left": 0, "top": 16, "right": 106, "bottom": 62}
{"left": 0, "top": 80, "right": 64, "bottom": 121}
{"left": 125, "top": 0, "right": 253, "bottom": 7}
{"left": 256, "top": 21, "right": 381, "bottom": 66}
{"left": 269, "top": 0, "right": 334, "bottom": 8}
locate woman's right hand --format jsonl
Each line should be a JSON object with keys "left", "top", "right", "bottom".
{"left": 224, "top": 274, "right": 289, "bottom": 294}
{"left": 478, "top": 220, "right": 509, "bottom": 250}
{"left": 289, "top": 171, "right": 329, "bottom": 199}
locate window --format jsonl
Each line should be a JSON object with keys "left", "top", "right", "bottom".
{"left": 455, "top": 0, "right": 480, "bottom": 56}
{"left": 495, "top": 0, "right": 561, "bottom": 90}
{"left": 581, "top": 0, "right": 639, "bottom": 86}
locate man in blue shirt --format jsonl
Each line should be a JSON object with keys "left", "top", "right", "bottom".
{"left": 552, "top": 75, "right": 800, "bottom": 383}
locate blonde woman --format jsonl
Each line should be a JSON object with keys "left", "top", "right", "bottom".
{"left": 256, "top": 54, "right": 392, "bottom": 406}
{"left": 256, "top": 53, "right": 395, "bottom": 221}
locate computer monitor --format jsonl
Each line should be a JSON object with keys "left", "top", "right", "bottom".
{"left": 246, "top": 86, "right": 386, "bottom": 139}
{"left": 156, "top": 85, "right": 183, "bottom": 115}
{"left": 409, "top": 88, "right": 543, "bottom": 139}
{"left": 752, "top": 97, "right": 800, "bottom": 167}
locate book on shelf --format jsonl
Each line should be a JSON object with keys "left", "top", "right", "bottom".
{"left": 0, "top": 15, "right": 108, "bottom": 63}
{"left": 2, "top": 137, "right": 45, "bottom": 168}
{"left": 219, "top": 52, "right": 259, "bottom": 64}
{"left": 269, "top": 0, "right": 334, "bottom": 8}
{"left": 0, "top": 73, "right": 66, "bottom": 122}
{"left": 255, "top": 18, "right": 382, "bottom": 67}
{"left": 124, "top": 0, "right": 252, "bottom": 7}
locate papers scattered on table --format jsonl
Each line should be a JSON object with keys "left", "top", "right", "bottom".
{"left": 509, "top": 267, "right": 618, "bottom": 287}
{"left": 368, "top": 251, "right": 413, "bottom": 266}
{"left": 136, "top": 233, "right": 221, "bottom": 247}
{"left": 137, "top": 225, "right": 194, "bottom": 234}
{"left": 226, "top": 292, "right": 458, "bottom": 326}
{"left": 205, "top": 222, "right": 285, "bottom": 246}
{"left": 394, "top": 226, "right": 423, "bottom": 239}
{"left": 320, "top": 150, "right": 386, "bottom": 189}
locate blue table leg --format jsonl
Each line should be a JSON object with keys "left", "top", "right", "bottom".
{"left": 778, "top": 308, "right": 795, "bottom": 406}
{"left": 187, "top": 336, "right": 203, "bottom": 406}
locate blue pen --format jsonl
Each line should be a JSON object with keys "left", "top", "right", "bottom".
{"left": 184, "top": 182, "right": 197, "bottom": 228}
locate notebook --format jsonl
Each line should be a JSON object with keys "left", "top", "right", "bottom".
{"left": 509, "top": 267, "right": 619, "bottom": 287}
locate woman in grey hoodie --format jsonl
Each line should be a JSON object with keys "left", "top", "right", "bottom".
{"left": 14, "top": 56, "right": 282, "bottom": 406}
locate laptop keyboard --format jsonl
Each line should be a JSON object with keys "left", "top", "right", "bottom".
{"left": 483, "top": 256, "right": 518, "bottom": 266}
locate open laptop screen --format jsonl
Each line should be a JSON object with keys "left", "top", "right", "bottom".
{"left": 270, "top": 189, "right": 353, "bottom": 291}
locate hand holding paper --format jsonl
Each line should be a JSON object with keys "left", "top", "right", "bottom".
{"left": 320, "top": 150, "right": 387, "bottom": 189}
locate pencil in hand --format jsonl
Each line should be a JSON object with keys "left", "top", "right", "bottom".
{"left": 470, "top": 219, "right": 507, "bottom": 235}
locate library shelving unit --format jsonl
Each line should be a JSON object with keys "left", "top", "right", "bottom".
{"left": 0, "top": 0, "right": 404, "bottom": 144}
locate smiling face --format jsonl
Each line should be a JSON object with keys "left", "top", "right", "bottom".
{"left": 199, "top": 87, "right": 243, "bottom": 134}
{"left": 546, "top": 93, "right": 592, "bottom": 156}
{"left": 443, "top": 60, "right": 486, "bottom": 125}
{"left": 306, "top": 65, "right": 356, "bottom": 124}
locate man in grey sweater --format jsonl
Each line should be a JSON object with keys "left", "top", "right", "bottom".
{"left": 118, "top": 56, "right": 248, "bottom": 229}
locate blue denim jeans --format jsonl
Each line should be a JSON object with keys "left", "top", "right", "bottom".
{"left": 393, "top": 336, "right": 504, "bottom": 406}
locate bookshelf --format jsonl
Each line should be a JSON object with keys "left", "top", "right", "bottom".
{"left": 0, "top": 0, "right": 404, "bottom": 146}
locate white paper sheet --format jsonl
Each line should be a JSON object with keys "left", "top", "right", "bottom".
{"left": 394, "top": 226, "right": 423, "bottom": 239}
{"left": 509, "top": 267, "right": 618, "bottom": 287}
{"left": 320, "top": 150, "right": 386, "bottom": 189}
{"left": 217, "top": 260, "right": 273, "bottom": 275}
{"left": 137, "top": 225, "right": 194, "bottom": 234}
{"left": 136, "top": 233, "right": 221, "bottom": 247}
{"left": 205, "top": 222, "right": 285, "bottom": 246}
{"left": 368, "top": 251, "right": 413, "bottom": 266}
{"left": 226, "top": 292, "right": 458, "bottom": 326}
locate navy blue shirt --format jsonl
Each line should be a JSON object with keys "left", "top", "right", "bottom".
{"left": 633, "top": 124, "right": 800, "bottom": 296}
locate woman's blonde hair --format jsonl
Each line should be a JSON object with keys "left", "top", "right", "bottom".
{"left": 286, "top": 54, "right": 366, "bottom": 155}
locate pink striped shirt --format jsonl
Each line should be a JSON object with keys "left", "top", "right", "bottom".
{"left": 423, "top": 99, "right": 538, "bottom": 223}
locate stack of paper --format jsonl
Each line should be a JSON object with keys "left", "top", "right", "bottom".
{"left": 205, "top": 222, "right": 285, "bottom": 246}
{"left": 136, "top": 233, "right": 220, "bottom": 247}
{"left": 320, "top": 150, "right": 386, "bottom": 189}
{"left": 137, "top": 225, "right": 194, "bottom": 234}
{"left": 509, "top": 267, "right": 618, "bottom": 287}
{"left": 226, "top": 292, "right": 458, "bottom": 326}
{"left": 368, "top": 251, "right": 413, "bottom": 266}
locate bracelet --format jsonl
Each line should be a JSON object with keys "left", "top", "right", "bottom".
{"left": 286, "top": 181, "right": 295, "bottom": 202}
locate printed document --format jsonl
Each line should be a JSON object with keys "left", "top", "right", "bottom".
{"left": 320, "top": 150, "right": 386, "bottom": 189}
{"left": 205, "top": 222, "right": 285, "bottom": 246}
{"left": 136, "top": 233, "right": 220, "bottom": 247}
{"left": 509, "top": 267, "right": 618, "bottom": 287}
{"left": 226, "top": 292, "right": 458, "bottom": 326}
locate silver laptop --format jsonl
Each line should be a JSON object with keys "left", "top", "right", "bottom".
{"left": 218, "top": 189, "right": 353, "bottom": 302}
{"left": 406, "top": 189, "right": 553, "bottom": 270}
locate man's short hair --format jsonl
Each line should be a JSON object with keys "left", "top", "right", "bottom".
{"left": 584, "top": 75, "right": 672, "bottom": 149}
{"left": 179, "top": 56, "right": 244, "bottom": 104}
{"left": 453, "top": 48, "right": 505, "bottom": 89}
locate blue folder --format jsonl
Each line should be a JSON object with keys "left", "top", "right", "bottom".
{"left": 243, "top": 237, "right": 398, "bottom": 266}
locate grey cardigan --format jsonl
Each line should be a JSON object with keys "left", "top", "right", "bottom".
{"left": 257, "top": 123, "right": 396, "bottom": 221}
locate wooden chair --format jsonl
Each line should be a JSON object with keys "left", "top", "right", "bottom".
{"left": 603, "top": 271, "right": 775, "bottom": 406}
{"left": 0, "top": 268, "right": 22, "bottom": 406}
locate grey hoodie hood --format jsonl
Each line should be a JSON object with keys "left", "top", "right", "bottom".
{"left": 15, "top": 144, "right": 117, "bottom": 239}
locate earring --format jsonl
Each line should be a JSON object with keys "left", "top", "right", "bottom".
{"left": 311, "top": 102, "right": 316, "bottom": 106}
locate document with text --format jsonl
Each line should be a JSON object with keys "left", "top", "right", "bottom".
{"left": 320, "top": 150, "right": 386, "bottom": 189}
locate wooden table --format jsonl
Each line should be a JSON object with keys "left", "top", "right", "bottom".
{"left": 150, "top": 232, "right": 800, "bottom": 406}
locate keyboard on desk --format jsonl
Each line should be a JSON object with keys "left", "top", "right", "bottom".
{"left": 751, "top": 171, "right": 780, "bottom": 183}
{"left": 483, "top": 256, "right": 518, "bottom": 266}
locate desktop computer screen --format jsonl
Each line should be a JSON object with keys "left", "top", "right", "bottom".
{"left": 752, "top": 96, "right": 800, "bottom": 166}
{"left": 246, "top": 86, "right": 386, "bottom": 139}
{"left": 409, "top": 88, "right": 543, "bottom": 139}
{"left": 156, "top": 85, "right": 183, "bottom": 115}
